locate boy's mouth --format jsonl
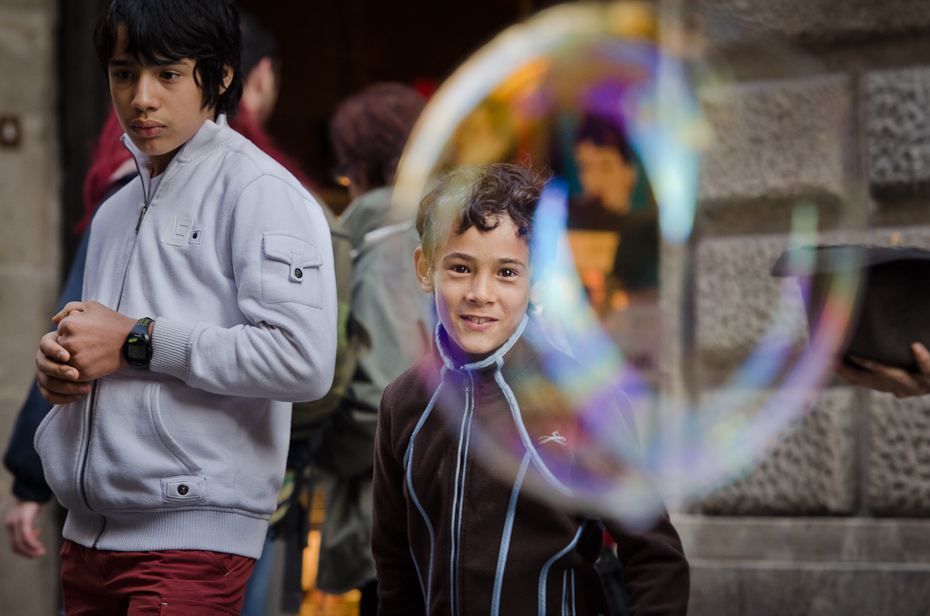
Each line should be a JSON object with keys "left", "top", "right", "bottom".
{"left": 462, "top": 315, "right": 496, "bottom": 326}
{"left": 131, "top": 120, "right": 165, "bottom": 138}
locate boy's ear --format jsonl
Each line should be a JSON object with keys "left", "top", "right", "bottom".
{"left": 220, "top": 65, "right": 233, "bottom": 95}
{"left": 414, "top": 246, "right": 434, "bottom": 293}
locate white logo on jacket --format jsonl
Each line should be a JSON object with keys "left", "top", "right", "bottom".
{"left": 162, "top": 217, "right": 194, "bottom": 246}
{"left": 538, "top": 431, "right": 567, "bottom": 445}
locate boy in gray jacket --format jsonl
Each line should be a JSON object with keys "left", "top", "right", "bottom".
{"left": 33, "top": 0, "right": 336, "bottom": 613}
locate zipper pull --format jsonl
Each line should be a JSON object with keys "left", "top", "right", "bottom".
{"left": 135, "top": 202, "right": 148, "bottom": 232}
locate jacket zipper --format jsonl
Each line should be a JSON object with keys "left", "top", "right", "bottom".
{"left": 81, "top": 174, "right": 153, "bottom": 548}
{"left": 450, "top": 374, "right": 475, "bottom": 616}
{"left": 78, "top": 383, "right": 104, "bottom": 545}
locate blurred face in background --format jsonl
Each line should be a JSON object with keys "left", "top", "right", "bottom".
{"left": 574, "top": 140, "right": 638, "bottom": 215}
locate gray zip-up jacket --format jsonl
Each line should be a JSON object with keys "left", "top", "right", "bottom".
{"left": 372, "top": 316, "right": 690, "bottom": 615}
{"left": 34, "top": 116, "right": 337, "bottom": 559}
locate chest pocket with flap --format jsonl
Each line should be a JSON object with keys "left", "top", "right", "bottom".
{"left": 261, "top": 233, "right": 323, "bottom": 308}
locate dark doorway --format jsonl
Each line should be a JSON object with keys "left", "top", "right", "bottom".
{"left": 58, "top": 0, "right": 111, "bottom": 270}
{"left": 234, "top": 0, "right": 538, "bottom": 209}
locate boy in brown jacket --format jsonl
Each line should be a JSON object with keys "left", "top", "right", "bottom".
{"left": 371, "top": 163, "right": 689, "bottom": 615}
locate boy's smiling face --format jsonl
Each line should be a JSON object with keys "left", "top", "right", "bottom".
{"left": 108, "top": 29, "right": 230, "bottom": 176}
{"left": 416, "top": 216, "right": 533, "bottom": 362}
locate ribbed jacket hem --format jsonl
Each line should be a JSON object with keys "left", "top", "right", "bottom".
{"left": 62, "top": 508, "right": 269, "bottom": 559}
{"left": 150, "top": 318, "right": 194, "bottom": 381}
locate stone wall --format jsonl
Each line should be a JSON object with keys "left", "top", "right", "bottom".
{"left": 683, "top": 1, "right": 930, "bottom": 614}
{"left": 0, "top": 1, "right": 61, "bottom": 614}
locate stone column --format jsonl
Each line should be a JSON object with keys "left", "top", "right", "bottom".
{"left": 0, "top": 1, "right": 62, "bottom": 614}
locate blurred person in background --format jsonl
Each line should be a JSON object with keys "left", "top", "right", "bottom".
{"left": 567, "top": 114, "right": 661, "bottom": 386}
{"left": 302, "top": 82, "right": 431, "bottom": 616}
{"left": 568, "top": 113, "right": 659, "bottom": 315}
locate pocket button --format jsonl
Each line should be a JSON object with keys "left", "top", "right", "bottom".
{"left": 294, "top": 268, "right": 303, "bottom": 279}
{"left": 178, "top": 484, "right": 189, "bottom": 496}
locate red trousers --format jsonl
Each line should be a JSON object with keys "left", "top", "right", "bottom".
{"left": 60, "top": 540, "right": 255, "bottom": 615}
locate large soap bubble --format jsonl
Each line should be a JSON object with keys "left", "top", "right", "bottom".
{"left": 392, "top": 0, "right": 868, "bottom": 526}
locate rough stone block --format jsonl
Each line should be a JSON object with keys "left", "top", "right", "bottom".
{"left": 0, "top": 114, "right": 60, "bottom": 267}
{"left": 697, "top": 388, "right": 857, "bottom": 515}
{"left": 866, "top": 225, "right": 930, "bottom": 250}
{"left": 698, "top": 0, "right": 930, "bottom": 43}
{"left": 698, "top": 75, "right": 852, "bottom": 206}
{"left": 864, "top": 67, "right": 930, "bottom": 197}
{"left": 0, "top": 9, "right": 55, "bottom": 112}
{"left": 866, "top": 392, "right": 930, "bottom": 516}
{"left": 677, "top": 516, "right": 930, "bottom": 616}
{"left": 695, "top": 233, "right": 807, "bottom": 365}
{"left": 0, "top": 267, "right": 58, "bottom": 399}
{"left": 688, "top": 563, "right": 930, "bottom": 616}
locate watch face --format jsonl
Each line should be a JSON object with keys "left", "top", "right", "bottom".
{"left": 127, "top": 343, "right": 148, "bottom": 360}
{"left": 124, "top": 322, "right": 153, "bottom": 368}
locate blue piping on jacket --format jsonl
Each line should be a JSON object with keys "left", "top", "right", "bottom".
{"left": 404, "top": 374, "right": 445, "bottom": 608}
{"left": 491, "top": 452, "right": 531, "bottom": 616}
{"left": 539, "top": 523, "right": 585, "bottom": 616}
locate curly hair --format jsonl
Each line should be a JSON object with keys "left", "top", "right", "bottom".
{"left": 416, "top": 163, "right": 550, "bottom": 270}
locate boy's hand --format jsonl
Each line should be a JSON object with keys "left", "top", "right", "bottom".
{"left": 5, "top": 498, "right": 45, "bottom": 558}
{"left": 35, "top": 331, "right": 91, "bottom": 404}
{"left": 53, "top": 301, "right": 137, "bottom": 382}
{"left": 835, "top": 343, "right": 930, "bottom": 398}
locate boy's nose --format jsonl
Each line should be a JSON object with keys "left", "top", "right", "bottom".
{"left": 132, "top": 75, "right": 159, "bottom": 111}
{"left": 467, "top": 276, "right": 494, "bottom": 304}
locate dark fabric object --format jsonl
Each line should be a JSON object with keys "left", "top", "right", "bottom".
{"left": 597, "top": 545, "right": 630, "bottom": 616}
{"left": 772, "top": 244, "right": 930, "bottom": 370}
{"left": 4, "top": 382, "right": 55, "bottom": 502}
{"left": 314, "top": 476, "right": 375, "bottom": 594}
{"left": 359, "top": 580, "right": 379, "bottom": 616}
{"left": 279, "top": 536, "right": 306, "bottom": 614}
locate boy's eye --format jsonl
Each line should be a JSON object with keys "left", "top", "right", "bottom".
{"left": 161, "top": 71, "right": 181, "bottom": 81}
{"left": 500, "top": 268, "right": 518, "bottom": 278}
{"left": 112, "top": 70, "right": 133, "bottom": 80}
{"left": 450, "top": 264, "right": 469, "bottom": 274}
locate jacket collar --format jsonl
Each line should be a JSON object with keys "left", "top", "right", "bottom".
{"left": 435, "top": 314, "right": 529, "bottom": 374}
{"left": 120, "top": 114, "right": 239, "bottom": 197}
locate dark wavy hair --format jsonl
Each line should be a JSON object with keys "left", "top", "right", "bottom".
{"left": 575, "top": 114, "right": 635, "bottom": 163}
{"left": 417, "top": 164, "right": 550, "bottom": 274}
{"left": 94, "top": 0, "right": 243, "bottom": 119}
{"left": 330, "top": 83, "right": 426, "bottom": 193}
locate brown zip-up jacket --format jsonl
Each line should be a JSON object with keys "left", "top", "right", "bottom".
{"left": 372, "top": 316, "right": 690, "bottom": 615}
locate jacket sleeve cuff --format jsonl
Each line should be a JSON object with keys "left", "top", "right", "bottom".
{"left": 11, "top": 477, "right": 52, "bottom": 503}
{"left": 149, "top": 318, "right": 194, "bottom": 381}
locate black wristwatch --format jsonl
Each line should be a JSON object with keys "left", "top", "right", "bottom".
{"left": 123, "top": 317, "right": 154, "bottom": 369}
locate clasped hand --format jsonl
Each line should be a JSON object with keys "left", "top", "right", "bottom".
{"left": 35, "top": 301, "right": 137, "bottom": 405}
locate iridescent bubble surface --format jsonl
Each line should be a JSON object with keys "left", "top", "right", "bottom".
{"left": 393, "top": 0, "right": 869, "bottom": 526}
